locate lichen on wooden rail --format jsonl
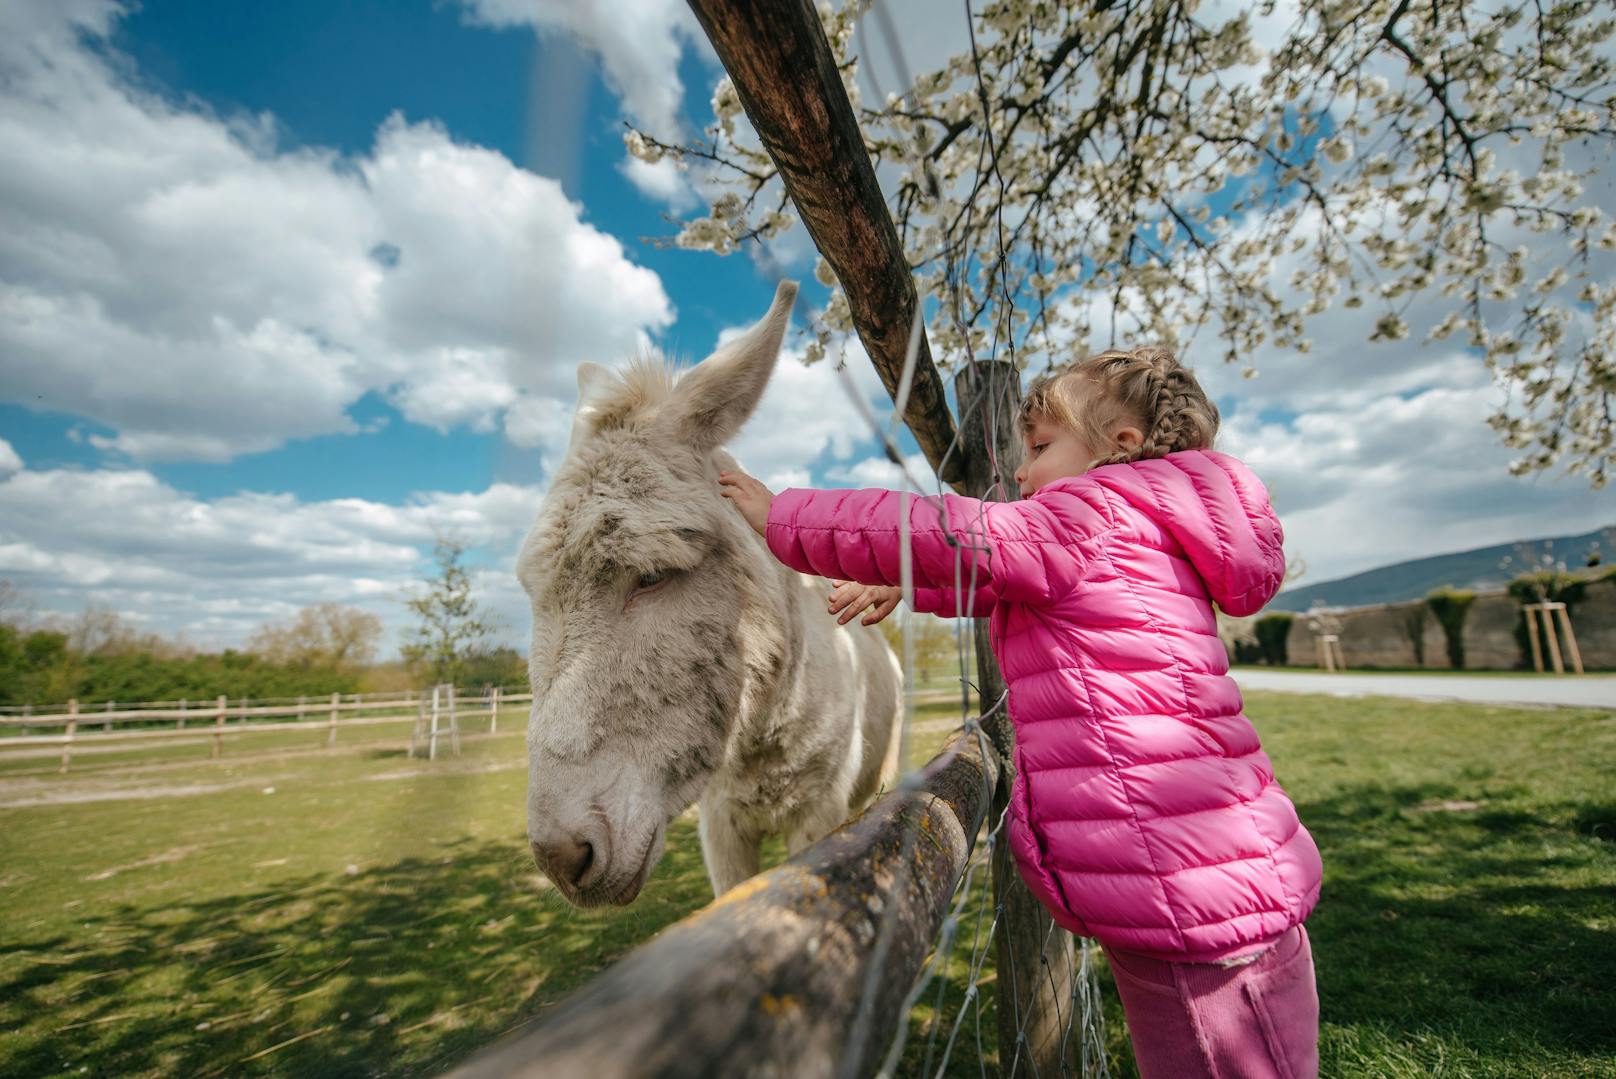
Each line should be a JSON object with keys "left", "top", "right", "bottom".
{"left": 444, "top": 727, "right": 1000, "bottom": 1079}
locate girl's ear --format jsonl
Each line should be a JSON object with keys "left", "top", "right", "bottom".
{"left": 1115, "top": 426, "right": 1144, "bottom": 452}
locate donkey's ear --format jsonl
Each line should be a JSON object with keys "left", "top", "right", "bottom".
{"left": 664, "top": 280, "right": 798, "bottom": 452}
{"left": 566, "top": 362, "right": 614, "bottom": 452}
{"left": 576, "top": 361, "right": 611, "bottom": 399}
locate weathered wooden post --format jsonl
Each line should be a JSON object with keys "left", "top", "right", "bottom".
{"left": 212, "top": 694, "right": 227, "bottom": 759}
{"left": 327, "top": 691, "right": 340, "bottom": 747}
{"left": 411, "top": 695, "right": 426, "bottom": 758}
{"left": 1315, "top": 633, "right": 1344, "bottom": 671}
{"left": 1524, "top": 603, "right": 1545, "bottom": 672}
{"left": 178, "top": 698, "right": 187, "bottom": 730}
{"left": 59, "top": 698, "right": 78, "bottom": 775}
{"left": 1523, "top": 601, "right": 1583, "bottom": 675}
{"left": 490, "top": 686, "right": 501, "bottom": 734}
{"left": 956, "top": 361, "right": 1075, "bottom": 1076}
{"left": 1555, "top": 604, "right": 1585, "bottom": 674}
{"left": 104, "top": 699, "right": 114, "bottom": 732}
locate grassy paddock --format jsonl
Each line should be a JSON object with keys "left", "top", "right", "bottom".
{"left": 1, "top": 692, "right": 1612, "bottom": 1077}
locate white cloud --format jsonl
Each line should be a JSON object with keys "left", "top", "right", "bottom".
{"left": 0, "top": 464, "right": 544, "bottom": 651}
{"left": 823, "top": 451, "right": 935, "bottom": 492}
{"left": 1225, "top": 381, "right": 1616, "bottom": 585}
{"left": 0, "top": 4, "right": 673, "bottom": 464}
{"left": 617, "top": 155, "right": 698, "bottom": 209}
{"left": 0, "top": 438, "right": 21, "bottom": 475}
{"left": 459, "top": 0, "right": 704, "bottom": 207}
{"left": 460, "top": 0, "right": 699, "bottom": 140}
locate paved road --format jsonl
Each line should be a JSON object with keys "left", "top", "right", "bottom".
{"left": 1232, "top": 669, "right": 1615, "bottom": 709}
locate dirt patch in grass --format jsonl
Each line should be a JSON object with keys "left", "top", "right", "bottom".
{"left": 0, "top": 778, "right": 254, "bottom": 808}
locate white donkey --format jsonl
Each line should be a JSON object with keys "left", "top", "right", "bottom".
{"left": 516, "top": 281, "right": 901, "bottom": 907}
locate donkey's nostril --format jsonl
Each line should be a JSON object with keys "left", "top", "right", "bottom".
{"left": 531, "top": 837, "right": 595, "bottom": 888}
{"left": 573, "top": 841, "right": 594, "bottom": 885}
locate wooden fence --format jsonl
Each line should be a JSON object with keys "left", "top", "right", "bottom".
{"left": 446, "top": 725, "right": 1002, "bottom": 1079}
{"left": 0, "top": 686, "right": 533, "bottom": 773}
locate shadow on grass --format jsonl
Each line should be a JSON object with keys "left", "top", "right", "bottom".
{"left": 1297, "top": 780, "right": 1616, "bottom": 1066}
{"left": 1570, "top": 803, "right": 1616, "bottom": 844}
{"left": 0, "top": 821, "right": 713, "bottom": 1078}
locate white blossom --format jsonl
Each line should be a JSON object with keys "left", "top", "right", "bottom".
{"left": 639, "top": 0, "right": 1616, "bottom": 486}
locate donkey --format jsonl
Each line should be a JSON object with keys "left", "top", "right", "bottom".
{"left": 516, "top": 281, "right": 902, "bottom": 907}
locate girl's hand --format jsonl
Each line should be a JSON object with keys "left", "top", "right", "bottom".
{"left": 718, "top": 469, "right": 774, "bottom": 536}
{"left": 828, "top": 580, "right": 902, "bottom": 626}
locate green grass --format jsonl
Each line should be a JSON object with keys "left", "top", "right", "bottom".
{"left": 1, "top": 693, "right": 1613, "bottom": 1077}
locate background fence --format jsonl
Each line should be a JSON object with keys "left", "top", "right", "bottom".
{"left": 0, "top": 686, "right": 533, "bottom": 773}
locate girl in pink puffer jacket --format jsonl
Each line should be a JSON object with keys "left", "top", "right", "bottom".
{"left": 720, "top": 347, "right": 1322, "bottom": 1079}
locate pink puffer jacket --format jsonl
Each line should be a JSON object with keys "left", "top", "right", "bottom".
{"left": 765, "top": 449, "right": 1322, "bottom": 962}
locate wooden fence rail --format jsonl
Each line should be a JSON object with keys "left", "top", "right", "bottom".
{"left": 446, "top": 727, "right": 1001, "bottom": 1079}
{"left": 0, "top": 691, "right": 526, "bottom": 728}
{"left": 0, "top": 687, "right": 434, "bottom": 716}
{"left": 0, "top": 688, "right": 534, "bottom": 772}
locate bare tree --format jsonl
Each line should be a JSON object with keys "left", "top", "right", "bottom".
{"left": 249, "top": 603, "right": 384, "bottom": 671}
{"left": 0, "top": 580, "right": 28, "bottom": 629}
{"left": 40, "top": 606, "right": 181, "bottom": 658}
{"left": 641, "top": 0, "right": 1616, "bottom": 484}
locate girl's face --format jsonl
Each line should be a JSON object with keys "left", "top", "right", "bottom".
{"left": 1014, "top": 413, "right": 1098, "bottom": 498}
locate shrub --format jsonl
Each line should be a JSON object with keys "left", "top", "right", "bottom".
{"left": 1400, "top": 604, "right": 1429, "bottom": 667}
{"left": 1425, "top": 588, "right": 1476, "bottom": 670}
{"left": 1254, "top": 613, "right": 1294, "bottom": 666}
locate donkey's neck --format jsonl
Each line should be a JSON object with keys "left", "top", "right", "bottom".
{"left": 722, "top": 528, "right": 813, "bottom": 769}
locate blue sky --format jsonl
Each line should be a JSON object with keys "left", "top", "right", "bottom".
{"left": 0, "top": 0, "right": 1611, "bottom": 654}
{"left": 7, "top": 0, "right": 784, "bottom": 502}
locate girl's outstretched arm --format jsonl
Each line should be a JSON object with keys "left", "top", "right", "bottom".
{"left": 758, "top": 482, "right": 1097, "bottom": 606}
{"left": 910, "top": 580, "right": 998, "bottom": 618}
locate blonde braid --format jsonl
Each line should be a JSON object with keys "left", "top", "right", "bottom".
{"left": 1040, "top": 347, "right": 1220, "bottom": 470}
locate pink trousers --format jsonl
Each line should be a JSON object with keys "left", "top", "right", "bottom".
{"left": 1101, "top": 923, "right": 1319, "bottom": 1079}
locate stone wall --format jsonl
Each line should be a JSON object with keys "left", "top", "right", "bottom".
{"left": 1275, "top": 575, "right": 1616, "bottom": 671}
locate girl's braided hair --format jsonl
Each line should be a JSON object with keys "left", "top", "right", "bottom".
{"left": 1019, "top": 347, "right": 1220, "bottom": 470}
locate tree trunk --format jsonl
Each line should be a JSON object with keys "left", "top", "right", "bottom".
{"left": 956, "top": 361, "right": 1076, "bottom": 1077}
{"left": 684, "top": 0, "right": 963, "bottom": 487}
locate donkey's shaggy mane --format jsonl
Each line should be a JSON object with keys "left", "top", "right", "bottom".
{"left": 586, "top": 354, "right": 680, "bottom": 431}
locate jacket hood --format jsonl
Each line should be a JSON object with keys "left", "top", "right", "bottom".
{"left": 1077, "top": 449, "right": 1286, "bottom": 617}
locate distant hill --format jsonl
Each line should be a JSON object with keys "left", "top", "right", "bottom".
{"left": 1268, "top": 525, "right": 1615, "bottom": 612}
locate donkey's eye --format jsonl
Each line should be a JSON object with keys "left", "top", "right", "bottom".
{"left": 636, "top": 570, "right": 673, "bottom": 590}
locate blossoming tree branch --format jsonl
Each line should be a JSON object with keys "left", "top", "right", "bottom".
{"left": 631, "top": 0, "right": 1616, "bottom": 485}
